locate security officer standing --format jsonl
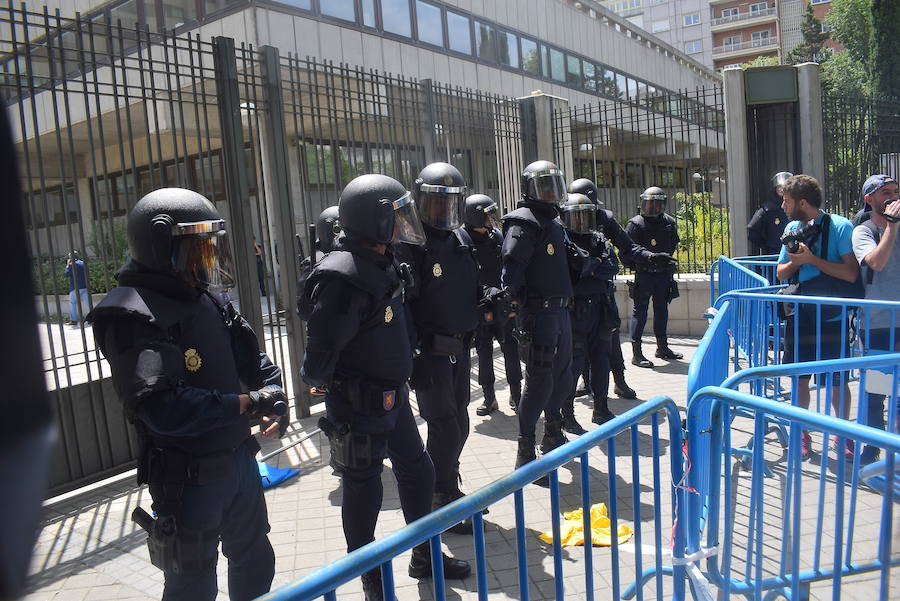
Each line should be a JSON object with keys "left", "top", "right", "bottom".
{"left": 748, "top": 171, "right": 791, "bottom": 255}
{"left": 625, "top": 186, "right": 682, "bottom": 367}
{"left": 87, "top": 188, "right": 288, "bottom": 601}
{"left": 300, "top": 174, "right": 470, "bottom": 600}
{"left": 502, "top": 160, "right": 575, "bottom": 474}
{"left": 464, "top": 194, "right": 522, "bottom": 415}
{"left": 394, "top": 162, "right": 481, "bottom": 532}
{"left": 297, "top": 205, "right": 339, "bottom": 318}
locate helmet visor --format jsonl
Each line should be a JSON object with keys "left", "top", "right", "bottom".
{"left": 171, "top": 220, "right": 236, "bottom": 291}
{"left": 561, "top": 204, "right": 597, "bottom": 234}
{"left": 640, "top": 196, "right": 666, "bottom": 217}
{"left": 525, "top": 169, "right": 567, "bottom": 204}
{"left": 418, "top": 184, "right": 466, "bottom": 230}
{"left": 392, "top": 192, "right": 427, "bottom": 245}
{"left": 482, "top": 204, "right": 500, "bottom": 230}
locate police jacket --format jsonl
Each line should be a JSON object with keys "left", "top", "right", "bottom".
{"left": 465, "top": 226, "right": 503, "bottom": 288}
{"left": 394, "top": 225, "right": 480, "bottom": 337}
{"left": 568, "top": 230, "right": 618, "bottom": 297}
{"left": 501, "top": 200, "right": 574, "bottom": 301}
{"left": 597, "top": 209, "right": 655, "bottom": 267}
{"left": 297, "top": 249, "right": 328, "bottom": 320}
{"left": 747, "top": 199, "right": 788, "bottom": 255}
{"left": 300, "top": 238, "right": 414, "bottom": 389}
{"left": 624, "top": 213, "right": 679, "bottom": 271}
{"left": 88, "top": 261, "right": 282, "bottom": 456}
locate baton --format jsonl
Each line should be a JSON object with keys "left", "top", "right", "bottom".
{"left": 258, "top": 427, "right": 322, "bottom": 462}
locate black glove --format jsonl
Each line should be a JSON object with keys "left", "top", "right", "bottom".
{"left": 649, "top": 253, "right": 677, "bottom": 270}
{"left": 247, "top": 385, "right": 288, "bottom": 418}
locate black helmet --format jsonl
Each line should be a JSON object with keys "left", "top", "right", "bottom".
{"left": 771, "top": 171, "right": 793, "bottom": 199}
{"left": 338, "top": 174, "right": 426, "bottom": 245}
{"left": 560, "top": 193, "right": 597, "bottom": 234}
{"left": 413, "top": 162, "right": 467, "bottom": 230}
{"left": 522, "top": 160, "right": 567, "bottom": 204}
{"left": 567, "top": 178, "right": 602, "bottom": 207}
{"left": 316, "top": 205, "right": 339, "bottom": 253}
{"left": 127, "top": 188, "right": 236, "bottom": 290}
{"left": 639, "top": 186, "right": 667, "bottom": 218}
{"left": 464, "top": 194, "right": 499, "bottom": 229}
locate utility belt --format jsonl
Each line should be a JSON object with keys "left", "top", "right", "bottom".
{"left": 635, "top": 265, "right": 671, "bottom": 274}
{"left": 136, "top": 436, "right": 256, "bottom": 486}
{"left": 420, "top": 330, "right": 472, "bottom": 357}
{"left": 329, "top": 378, "right": 405, "bottom": 417}
{"left": 524, "top": 296, "right": 573, "bottom": 311}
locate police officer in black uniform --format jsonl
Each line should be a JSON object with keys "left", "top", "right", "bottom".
{"left": 502, "top": 160, "right": 576, "bottom": 475}
{"left": 297, "top": 205, "right": 339, "bottom": 317}
{"left": 300, "top": 174, "right": 470, "bottom": 601}
{"left": 625, "top": 186, "right": 682, "bottom": 367}
{"left": 464, "top": 194, "right": 523, "bottom": 415}
{"left": 87, "top": 188, "right": 287, "bottom": 601}
{"left": 747, "top": 171, "right": 791, "bottom": 255}
{"left": 394, "top": 162, "right": 481, "bottom": 532}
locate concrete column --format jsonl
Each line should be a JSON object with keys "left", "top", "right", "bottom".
{"left": 796, "top": 62, "right": 825, "bottom": 187}
{"left": 723, "top": 67, "right": 750, "bottom": 258}
{"left": 517, "top": 92, "right": 572, "bottom": 177}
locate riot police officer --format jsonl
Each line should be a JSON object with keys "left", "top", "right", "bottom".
{"left": 625, "top": 186, "right": 682, "bottom": 367}
{"left": 748, "top": 172, "right": 791, "bottom": 254}
{"left": 297, "top": 205, "right": 339, "bottom": 319}
{"left": 87, "top": 188, "right": 287, "bottom": 601}
{"left": 464, "top": 194, "right": 522, "bottom": 415}
{"left": 502, "top": 160, "right": 575, "bottom": 476}
{"left": 394, "top": 163, "right": 481, "bottom": 532}
{"left": 301, "top": 174, "right": 470, "bottom": 600}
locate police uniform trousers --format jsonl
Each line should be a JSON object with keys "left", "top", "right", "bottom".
{"left": 570, "top": 296, "right": 614, "bottom": 403}
{"left": 475, "top": 319, "right": 522, "bottom": 389}
{"left": 327, "top": 388, "right": 435, "bottom": 553}
{"left": 630, "top": 271, "right": 673, "bottom": 343}
{"left": 149, "top": 440, "right": 275, "bottom": 601}
{"left": 518, "top": 306, "right": 573, "bottom": 435}
{"left": 609, "top": 294, "right": 627, "bottom": 373}
{"left": 414, "top": 350, "right": 472, "bottom": 494}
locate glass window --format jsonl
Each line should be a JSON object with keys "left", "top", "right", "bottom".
{"left": 625, "top": 163, "right": 643, "bottom": 188}
{"left": 339, "top": 145, "right": 368, "bottom": 184}
{"left": 521, "top": 38, "right": 539, "bottom": 74}
{"left": 322, "top": 0, "right": 355, "bottom": 22}
{"left": 160, "top": 0, "right": 198, "bottom": 31}
{"left": 416, "top": 1, "right": 443, "bottom": 47}
{"left": 205, "top": 0, "right": 242, "bottom": 18}
{"left": 583, "top": 62, "right": 596, "bottom": 92}
{"left": 474, "top": 20, "right": 497, "bottom": 62}
{"left": 626, "top": 77, "right": 637, "bottom": 99}
{"left": 749, "top": 2, "right": 768, "bottom": 14}
{"left": 683, "top": 13, "right": 700, "bottom": 26}
{"left": 498, "top": 30, "right": 518, "bottom": 68}
{"left": 278, "top": 0, "right": 311, "bottom": 8}
{"left": 381, "top": 0, "right": 411, "bottom": 37}
{"left": 305, "top": 143, "right": 336, "bottom": 185}
{"left": 548, "top": 47, "right": 564, "bottom": 81}
{"left": 615, "top": 73, "right": 627, "bottom": 99}
{"left": 565, "top": 55, "right": 581, "bottom": 87}
{"left": 685, "top": 39, "right": 702, "bottom": 54}
{"left": 651, "top": 19, "right": 669, "bottom": 33}
{"left": 751, "top": 30, "right": 770, "bottom": 46}
{"left": 110, "top": 0, "right": 140, "bottom": 28}
{"left": 723, "top": 35, "right": 740, "bottom": 49}
{"left": 721, "top": 7, "right": 739, "bottom": 17}
{"left": 600, "top": 69, "right": 617, "bottom": 96}
{"left": 446, "top": 10, "right": 471, "bottom": 54}
{"left": 361, "top": 0, "right": 376, "bottom": 26}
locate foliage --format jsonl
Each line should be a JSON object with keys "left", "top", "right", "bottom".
{"left": 672, "top": 192, "right": 730, "bottom": 271}
{"left": 740, "top": 56, "right": 780, "bottom": 69}
{"left": 32, "top": 254, "right": 122, "bottom": 295}
{"left": 826, "top": 0, "right": 874, "bottom": 69}
{"left": 872, "top": 0, "right": 900, "bottom": 99}
{"left": 822, "top": 51, "right": 869, "bottom": 96}
{"left": 788, "top": 3, "right": 830, "bottom": 64}
{"left": 87, "top": 220, "right": 129, "bottom": 265}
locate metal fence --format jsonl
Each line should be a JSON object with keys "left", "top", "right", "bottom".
{"left": 552, "top": 86, "right": 730, "bottom": 274}
{"left": 823, "top": 90, "right": 900, "bottom": 217}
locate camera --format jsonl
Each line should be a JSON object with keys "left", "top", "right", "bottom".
{"left": 884, "top": 198, "right": 899, "bottom": 223}
{"left": 780, "top": 222, "right": 822, "bottom": 253}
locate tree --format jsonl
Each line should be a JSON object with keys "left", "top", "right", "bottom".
{"left": 823, "top": 0, "right": 874, "bottom": 93}
{"left": 872, "top": 0, "right": 900, "bottom": 98}
{"left": 740, "top": 55, "right": 780, "bottom": 68}
{"left": 788, "top": 3, "right": 829, "bottom": 64}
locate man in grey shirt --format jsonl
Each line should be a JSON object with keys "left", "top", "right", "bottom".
{"left": 851, "top": 174, "right": 900, "bottom": 463}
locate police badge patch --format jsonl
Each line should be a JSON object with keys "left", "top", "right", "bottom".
{"left": 433, "top": 263, "right": 443, "bottom": 277}
{"left": 546, "top": 243, "right": 555, "bottom": 255}
{"left": 651, "top": 238, "right": 657, "bottom": 246}
{"left": 184, "top": 348, "right": 202, "bottom": 372}
{"left": 384, "top": 306, "right": 394, "bottom": 323}
{"left": 775, "top": 218, "right": 781, "bottom": 225}
{"left": 383, "top": 390, "right": 396, "bottom": 410}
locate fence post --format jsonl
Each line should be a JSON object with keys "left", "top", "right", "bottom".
{"left": 796, "top": 62, "right": 825, "bottom": 188}
{"left": 260, "top": 45, "right": 311, "bottom": 417}
{"left": 723, "top": 67, "right": 750, "bottom": 258}
{"left": 420, "top": 79, "right": 441, "bottom": 164}
{"left": 517, "top": 93, "right": 572, "bottom": 176}
{"left": 212, "top": 36, "right": 264, "bottom": 340}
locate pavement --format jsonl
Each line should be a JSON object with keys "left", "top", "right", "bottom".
{"left": 24, "top": 336, "right": 900, "bottom": 601}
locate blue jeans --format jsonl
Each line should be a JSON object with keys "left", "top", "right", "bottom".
{"left": 68, "top": 288, "right": 89, "bottom": 322}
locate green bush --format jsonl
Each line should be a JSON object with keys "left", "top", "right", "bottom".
{"left": 673, "top": 192, "right": 730, "bottom": 271}
{"left": 32, "top": 255, "right": 123, "bottom": 295}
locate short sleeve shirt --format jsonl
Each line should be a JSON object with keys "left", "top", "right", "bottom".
{"left": 852, "top": 222, "right": 900, "bottom": 328}
{"left": 777, "top": 211, "right": 854, "bottom": 283}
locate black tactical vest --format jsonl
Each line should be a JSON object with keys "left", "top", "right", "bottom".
{"left": 504, "top": 207, "right": 573, "bottom": 300}
{"left": 468, "top": 227, "right": 503, "bottom": 288}
{"left": 570, "top": 231, "right": 618, "bottom": 296}
{"left": 409, "top": 229, "right": 479, "bottom": 335}
{"left": 628, "top": 214, "right": 678, "bottom": 256}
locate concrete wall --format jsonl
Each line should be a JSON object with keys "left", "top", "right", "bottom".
{"left": 613, "top": 273, "right": 713, "bottom": 338}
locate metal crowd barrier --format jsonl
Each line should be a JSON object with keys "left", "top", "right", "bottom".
{"left": 709, "top": 256, "right": 770, "bottom": 308}
{"left": 259, "top": 396, "right": 688, "bottom": 601}
{"left": 731, "top": 255, "right": 780, "bottom": 287}
{"left": 687, "top": 385, "right": 900, "bottom": 601}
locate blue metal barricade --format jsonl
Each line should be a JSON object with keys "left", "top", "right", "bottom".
{"left": 686, "top": 385, "right": 900, "bottom": 601}
{"left": 709, "top": 256, "right": 770, "bottom": 308}
{"left": 260, "top": 396, "right": 688, "bottom": 601}
{"left": 731, "top": 255, "right": 780, "bottom": 287}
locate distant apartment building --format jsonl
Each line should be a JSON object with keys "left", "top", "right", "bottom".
{"left": 780, "top": 0, "right": 841, "bottom": 57}
{"left": 598, "top": 0, "right": 714, "bottom": 69}
{"left": 708, "top": 0, "right": 781, "bottom": 70}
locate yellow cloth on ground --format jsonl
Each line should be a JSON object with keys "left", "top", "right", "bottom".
{"left": 538, "top": 502, "right": 634, "bottom": 547}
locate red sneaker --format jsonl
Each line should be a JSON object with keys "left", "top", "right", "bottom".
{"left": 833, "top": 436, "right": 854, "bottom": 461}
{"left": 801, "top": 430, "right": 812, "bottom": 460}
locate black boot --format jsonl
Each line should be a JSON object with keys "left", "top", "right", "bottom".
{"left": 655, "top": 338, "right": 683, "bottom": 360}
{"left": 475, "top": 387, "right": 498, "bottom": 416}
{"left": 509, "top": 381, "right": 522, "bottom": 411}
{"left": 515, "top": 434, "right": 536, "bottom": 469}
{"left": 631, "top": 342, "right": 653, "bottom": 368}
{"left": 408, "top": 543, "right": 472, "bottom": 580}
{"left": 561, "top": 402, "right": 587, "bottom": 435}
{"left": 612, "top": 370, "right": 637, "bottom": 399}
{"left": 591, "top": 397, "right": 616, "bottom": 425}
{"left": 432, "top": 491, "right": 473, "bottom": 535}
{"left": 574, "top": 377, "right": 589, "bottom": 397}
{"left": 540, "top": 417, "right": 568, "bottom": 454}
{"left": 361, "top": 568, "right": 393, "bottom": 601}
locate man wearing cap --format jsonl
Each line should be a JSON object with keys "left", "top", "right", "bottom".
{"left": 852, "top": 174, "right": 900, "bottom": 464}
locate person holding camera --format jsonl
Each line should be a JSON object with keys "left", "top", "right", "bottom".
{"left": 64, "top": 250, "right": 89, "bottom": 325}
{"left": 852, "top": 174, "right": 900, "bottom": 463}
{"left": 776, "top": 175, "right": 860, "bottom": 460}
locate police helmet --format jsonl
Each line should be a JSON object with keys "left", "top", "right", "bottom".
{"left": 522, "top": 160, "right": 567, "bottom": 204}
{"left": 339, "top": 174, "right": 426, "bottom": 246}
{"left": 413, "top": 162, "right": 467, "bottom": 231}
{"left": 639, "top": 186, "right": 667, "bottom": 218}
{"left": 771, "top": 171, "right": 793, "bottom": 199}
{"left": 567, "top": 178, "right": 603, "bottom": 207}
{"left": 316, "top": 205, "right": 340, "bottom": 253}
{"left": 127, "top": 188, "right": 236, "bottom": 291}
{"left": 560, "top": 193, "right": 597, "bottom": 234}
{"left": 464, "top": 194, "right": 499, "bottom": 229}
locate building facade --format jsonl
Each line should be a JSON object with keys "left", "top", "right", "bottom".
{"left": 708, "top": 0, "right": 781, "bottom": 70}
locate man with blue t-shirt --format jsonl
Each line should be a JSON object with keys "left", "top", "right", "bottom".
{"left": 776, "top": 174, "right": 860, "bottom": 459}
{"left": 64, "top": 251, "right": 89, "bottom": 325}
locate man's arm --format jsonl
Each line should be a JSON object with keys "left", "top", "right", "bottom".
{"left": 300, "top": 278, "right": 366, "bottom": 388}
{"left": 500, "top": 221, "right": 537, "bottom": 298}
{"left": 600, "top": 213, "right": 653, "bottom": 265}
{"left": 786, "top": 243, "right": 859, "bottom": 282}
{"left": 859, "top": 204, "right": 900, "bottom": 271}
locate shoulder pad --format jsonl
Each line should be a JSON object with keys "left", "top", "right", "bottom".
{"left": 503, "top": 207, "right": 540, "bottom": 227}
{"left": 453, "top": 226, "right": 474, "bottom": 248}
{"left": 598, "top": 208, "right": 615, "bottom": 224}
{"left": 309, "top": 250, "right": 391, "bottom": 299}
{"left": 87, "top": 286, "right": 181, "bottom": 330}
